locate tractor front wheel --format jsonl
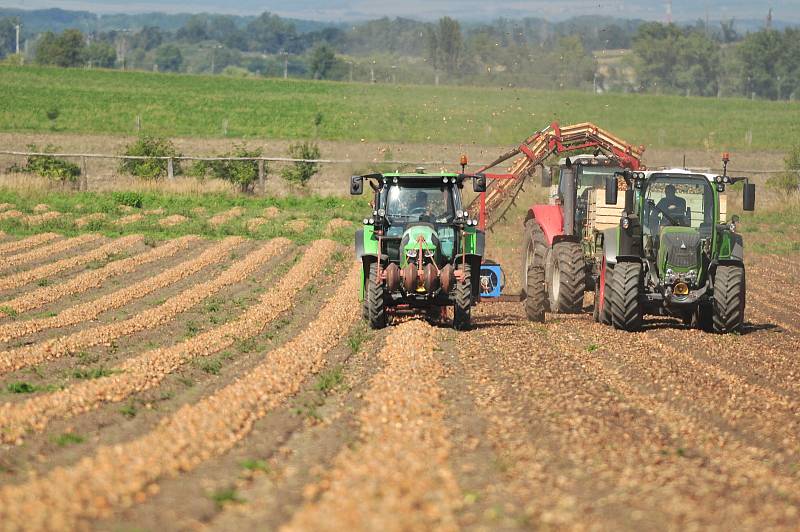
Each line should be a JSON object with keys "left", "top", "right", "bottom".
{"left": 609, "top": 262, "right": 643, "bottom": 331}
{"left": 453, "top": 265, "right": 472, "bottom": 331}
{"left": 367, "top": 263, "right": 387, "bottom": 330}
{"left": 712, "top": 265, "right": 746, "bottom": 333}
{"left": 547, "top": 241, "right": 586, "bottom": 314}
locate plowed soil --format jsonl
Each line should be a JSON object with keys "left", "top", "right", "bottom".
{"left": 0, "top": 230, "right": 797, "bottom": 531}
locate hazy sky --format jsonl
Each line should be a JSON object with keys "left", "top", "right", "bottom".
{"left": 2, "top": 0, "right": 796, "bottom": 21}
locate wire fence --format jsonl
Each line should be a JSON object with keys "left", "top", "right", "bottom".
{"left": 0, "top": 149, "right": 790, "bottom": 195}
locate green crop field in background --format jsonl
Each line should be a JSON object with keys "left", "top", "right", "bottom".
{"left": 1, "top": 66, "right": 799, "bottom": 151}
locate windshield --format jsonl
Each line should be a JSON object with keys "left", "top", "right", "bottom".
{"left": 642, "top": 175, "right": 714, "bottom": 236}
{"left": 382, "top": 181, "right": 456, "bottom": 224}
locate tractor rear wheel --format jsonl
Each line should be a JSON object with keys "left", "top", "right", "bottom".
{"left": 609, "top": 262, "right": 643, "bottom": 331}
{"left": 453, "top": 264, "right": 472, "bottom": 330}
{"left": 367, "top": 263, "right": 387, "bottom": 330}
{"left": 524, "top": 223, "right": 547, "bottom": 322}
{"left": 712, "top": 265, "right": 746, "bottom": 333}
{"left": 547, "top": 241, "right": 586, "bottom": 314}
{"left": 593, "top": 258, "right": 613, "bottom": 325}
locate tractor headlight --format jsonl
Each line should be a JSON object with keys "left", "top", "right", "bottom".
{"left": 443, "top": 177, "right": 449, "bottom": 183}
{"left": 687, "top": 269, "right": 698, "bottom": 282}
{"left": 621, "top": 217, "right": 630, "bottom": 230}
{"left": 368, "top": 218, "right": 375, "bottom": 225}
{"left": 424, "top": 249, "right": 435, "bottom": 258}
{"left": 406, "top": 249, "right": 417, "bottom": 258}
{"left": 363, "top": 218, "right": 369, "bottom": 225}
{"left": 377, "top": 208, "right": 386, "bottom": 218}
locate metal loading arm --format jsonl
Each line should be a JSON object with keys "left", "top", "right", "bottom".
{"left": 467, "top": 121, "right": 646, "bottom": 228}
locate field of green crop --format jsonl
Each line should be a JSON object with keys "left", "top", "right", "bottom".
{"left": 1, "top": 66, "right": 798, "bottom": 151}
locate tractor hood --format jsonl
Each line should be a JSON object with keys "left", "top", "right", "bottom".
{"left": 658, "top": 226, "right": 702, "bottom": 274}
{"left": 400, "top": 224, "right": 440, "bottom": 266}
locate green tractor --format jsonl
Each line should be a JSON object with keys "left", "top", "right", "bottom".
{"left": 350, "top": 170, "right": 488, "bottom": 330}
{"left": 595, "top": 167, "right": 756, "bottom": 333}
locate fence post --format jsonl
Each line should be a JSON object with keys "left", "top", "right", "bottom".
{"left": 258, "top": 159, "right": 266, "bottom": 194}
{"left": 167, "top": 158, "right": 174, "bottom": 180}
{"left": 80, "top": 156, "right": 88, "bottom": 191}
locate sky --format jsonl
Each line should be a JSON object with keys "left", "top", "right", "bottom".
{"left": 2, "top": 0, "right": 797, "bottom": 22}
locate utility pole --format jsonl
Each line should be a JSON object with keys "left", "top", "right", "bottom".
{"left": 15, "top": 22, "right": 20, "bottom": 55}
{"left": 280, "top": 50, "right": 288, "bottom": 79}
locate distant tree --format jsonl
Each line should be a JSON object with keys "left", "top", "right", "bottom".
{"left": 85, "top": 41, "right": 116, "bottom": 68}
{"left": 177, "top": 15, "right": 209, "bottom": 42}
{"left": 0, "top": 18, "right": 16, "bottom": 58}
{"left": 632, "top": 22, "right": 719, "bottom": 96}
{"left": 35, "top": 29, "right": 86, "bottom": 67}
{"left": 309, "top": 44, "right": 335, "bottom": 79}
{"left": 131, "top": 26, "right": 163, "bottom": 51}
{"left": 245, "top": 12, "right": 298, "bottom": 53}
{"left": 737, "top": 29, "right": 800, "bottom": 100}
{"left": 155, "top": 44, "right": 183, "bottom": 72}
{"left": 719, "top": 19, "right": 738, "bottom": 43}
{"left": 426, "top": 17, "right": 463, "bottom": 74}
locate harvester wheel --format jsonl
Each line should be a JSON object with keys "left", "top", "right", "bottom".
{"left": 712, "top": 265, "right": 746, "bottom": 333}
{"left": 521, "top": 220, "right": 538, "bottom": 298}
{"left": 609, "top": 262, "right": 643, "bottom": 331}
{"left": 593, "top": 258, "right": 613, "bottom": 325}
{"left": 453, "top": 265, "right": 472, "bottom": 331}
{"left": 547, "top": 241, "right": 586, "bottom": 314}
{"left": 367, "top": 263, "right": 387, "bottom": 330}
{"left": 524, "top": 230, "right": 547, "bottom": 322}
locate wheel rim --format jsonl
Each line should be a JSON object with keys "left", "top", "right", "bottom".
{"left": 523, "top": 240, "right": 534, "bottom": 288}
{"left": 552, "top": 260, "right": 561, "bottom": 304}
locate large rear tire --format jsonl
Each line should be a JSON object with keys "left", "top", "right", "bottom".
{"left": 367, "top": 263, "right": 387, "bottom": 330}
{"left": 547, "top": 241, "right": 586, "bottom": 314}
{"left": 523, "top": 223, "right": 547, "bottom": 322}
{"left": 609, "top": 262, "right": 643, "bottom": 331}
{"left": 712, "top": 265, "right": 745, "bottom": 333}
{"left": 453, "top": 264, "right": 472, "bottom": 331}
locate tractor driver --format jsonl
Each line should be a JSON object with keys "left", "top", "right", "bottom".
{"left": 656, "top": 184, "right": 687, "bottom": 225}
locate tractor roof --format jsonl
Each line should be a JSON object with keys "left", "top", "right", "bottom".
{"left": 556, "top": 154, "right": 618, "bottom": 167}
{"left": 382, "top": 171, "right": 460, "bottom": 178}
{"left": 644, "top": 168, "right": 720, "bottom": 183}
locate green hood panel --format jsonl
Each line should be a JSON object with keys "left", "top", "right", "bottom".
{"left": 658, "top": 227, "right": 702, "bottom": 273}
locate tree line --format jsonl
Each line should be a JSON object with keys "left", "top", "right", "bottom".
{"left": 1, "top": 11, "right": 798, "bottom": 100}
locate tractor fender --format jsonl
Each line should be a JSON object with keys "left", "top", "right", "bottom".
{"left": 729, "top": 233, "right": 744, "bottom": 262}
{"left": 354, "top": 229, "right": 365, "bottom": 260}
{"left": 601, "top": 227, "right": 619, "bottom": 265}
{"left": 526, "top": 205, "right": 564, "bottom": 246}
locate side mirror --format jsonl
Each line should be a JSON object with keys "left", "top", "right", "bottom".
{"left": 541, "top": 167, "right": 552, "bottom": 188}
{"left": 350, "top": 175, "right": 363, "bottom": 195}
{"left": 473, "top": 174, "right": 487, "bottom": 193}
{"left": 742, "top": 183, "right": 756, "bottom": 211}
{"left": 605, "top": 176, "right": 618, "bottom": 206}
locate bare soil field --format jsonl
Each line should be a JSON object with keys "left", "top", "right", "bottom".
{"left": 0, "top": 222, "right": 798, "bottom": 530}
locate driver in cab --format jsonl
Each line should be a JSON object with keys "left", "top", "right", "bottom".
{"left": 656, "top": 184, "right": 686, "bottom": 225}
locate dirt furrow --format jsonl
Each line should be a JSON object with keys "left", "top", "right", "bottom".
{"left": 636, "top": 329, "right": 800, "bottom": 454}
{"left": 663, "top": 326, "right": 800, "bottom": 399}
{"left": 746, "top": 292, "right": 799, "bottom": 332}
{"left": 0, "top": 233, "right": 59, "bottom": 255}
{"left": 0, "top": 235, "right": 142, "bottom": 293}
{"left": 455, "top": 318, "right": 600, "bottom": 529}
{"left": 0, "top": 234, "right": 101, "bottom": 272}
{"left": 557, "top": 318, "right": 800, "bottom": 512}
{"left": 0, "top": 236, "right": 197, "bottom": 316}
{"left": 0, "top": 262, "right": 358, "bottom": 531}
{"left": 458, "top": 305, "right": 800, "bottom": 528}
{"left": 0, "top": 240, "right": 334, "bottom": 443}
{"left": 0, "top": 236, "right": 277, "bottom": 377}
{"left": 0, "top": 237, "right": 235, "bottom": 343}
{"left": 283, "top": 320, "right": 461, "bottom": 532}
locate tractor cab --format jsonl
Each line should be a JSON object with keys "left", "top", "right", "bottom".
{"left": 549, "top": 155, "right": 625, "bottom": 237}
